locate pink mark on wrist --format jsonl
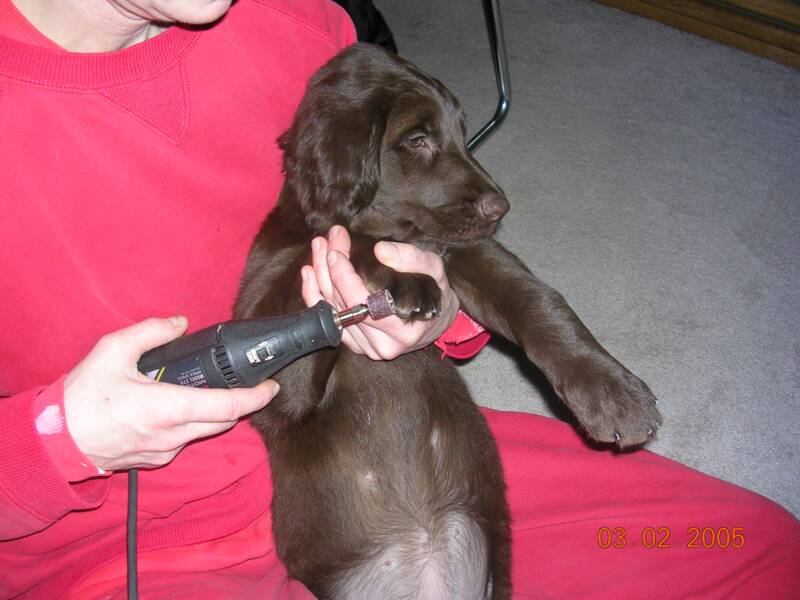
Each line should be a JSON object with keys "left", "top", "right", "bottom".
{"left": 35, "top": 404, "right": 64, "bottom": 435}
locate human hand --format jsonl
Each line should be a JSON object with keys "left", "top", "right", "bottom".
{"left": 63, "top": 317, "right": 279, "bottom": 471}
{"left": 300, "top": 226, "right": 459, "bottom": 360}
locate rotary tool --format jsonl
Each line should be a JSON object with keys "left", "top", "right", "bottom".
{"left": 127, "top": 290, "right": 395, "bottom": 600}
{"left": 137, "top": 289, "right": 396, "bottom": 388}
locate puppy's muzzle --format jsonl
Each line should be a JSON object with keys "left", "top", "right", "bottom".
{"left": 478, "top": 193, "right": 510, "bottom": 223}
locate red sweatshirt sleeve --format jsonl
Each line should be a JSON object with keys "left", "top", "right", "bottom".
{"left": 0, "top": 381, "right": 110, "bottom": 540}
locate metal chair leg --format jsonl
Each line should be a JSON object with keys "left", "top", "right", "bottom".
{"left": 467, "top": 0, "right": 511, "bottom": 152}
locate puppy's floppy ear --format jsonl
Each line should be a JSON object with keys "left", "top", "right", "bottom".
{"left": 279, "top": 70, "right": 388, "bottom": 234}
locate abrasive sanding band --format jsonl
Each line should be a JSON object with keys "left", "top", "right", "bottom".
{"left": 365, "top": 289, "right": 396, "bottom": 320}
{"left": 334, "top": 289, "right": 396, "bottom": 328}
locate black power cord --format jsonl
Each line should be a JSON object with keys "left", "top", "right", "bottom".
{"left": 127, "top": 468, "right": 139, "bottom": 600}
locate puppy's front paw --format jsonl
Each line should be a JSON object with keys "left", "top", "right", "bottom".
{"left": 555, "top": 358, "right": 662, "bottom": 448}
{"left": 386, "top": 273, "right": 442, "bottom": 322}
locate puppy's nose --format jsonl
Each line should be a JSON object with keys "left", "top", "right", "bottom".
{"left": 478, "top": 193, "right": 509, "bottom": 222}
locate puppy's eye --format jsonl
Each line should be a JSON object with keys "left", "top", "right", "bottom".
{"left": 405, "top": 134, "right": 427, "bottom": 149}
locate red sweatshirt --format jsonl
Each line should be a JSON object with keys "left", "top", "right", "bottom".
{"left": 0, "top": 1, "right": 354, "bottom": 596}
{"left": 0, "top": 2, "right": 490, "bottom": 595}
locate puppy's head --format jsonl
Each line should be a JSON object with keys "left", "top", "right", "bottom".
{"left": 280, "top": 43, "right": 509, "bottom": 244}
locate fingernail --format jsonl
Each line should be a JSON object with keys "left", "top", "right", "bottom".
{"left": 330, "top": 226, "right": 340, "bottom": 240}
{"left": 301, "top": 267, "right": 309, "bottom": 281}
{"left": 272, "top": 382, "right": 280, "bottom": 396}
{"left": 328, "top": 250, "right": 338, "bottom": 265}
{"left": 169, "top": 315, "right": 186, "bottom": 328}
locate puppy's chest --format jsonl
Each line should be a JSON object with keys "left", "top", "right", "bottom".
{"left": 264, "top": 346, "right": 460, "bottom": 445}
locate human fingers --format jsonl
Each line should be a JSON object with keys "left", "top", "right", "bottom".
{"left": 310, "top": 235, "right": 335, "bottom": 301}
{"left": 118, "top": 317, "right": 277, "bottom": 422}
{"left": 374, "top": 241, "right": 448, "bottom": 288}
{"left": 302, "top": 234, "right": 366, "bottom": 355}
{"left": 326, "top": 225, "right": 352, "bottom": 257}
{"left": 123, "top": 379, "right": 280, "bottom": 460}
{"left": 325, "top": 250, "right": 426, "bottom": 359}
{"left": 112, "top": 315, "right": 188, "bottom": 358}
{"left": 89, "top": 316, "right": 188, "bottom": 377}
{"left": 157, "top": 379, "right": 280, "bottom": 425}
{"left": 301, "top": 265, "right": 324, "bottom": 307}
{"left": 67, "top": 375, "right": 278, "bottom": 471}
{"left": 322, "top": 250, "right": 386, "bottom": 357}
{"left": 327, "top": 247, "right": 367, "bottom": 295}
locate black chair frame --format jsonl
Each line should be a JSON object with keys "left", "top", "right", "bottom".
{"left": 467, "top": 0, "right": 511, "bottom": 151}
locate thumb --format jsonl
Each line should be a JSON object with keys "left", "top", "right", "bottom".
{"left": 374, "top": 241, "right": 445, "bottom": 283}
{"left": 374, "top": 241, "right": 403, "bottom": 269}
{"left": 107, "top": 316, "right": 189, "bottom": 361}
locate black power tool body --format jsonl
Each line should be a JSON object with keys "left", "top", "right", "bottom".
{"left": 137, "top": 291, "right": 395, "bottom": 388}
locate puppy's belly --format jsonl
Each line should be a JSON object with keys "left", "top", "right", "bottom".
{"left": 267, "top": 348, "right": 496, "bottom": 597}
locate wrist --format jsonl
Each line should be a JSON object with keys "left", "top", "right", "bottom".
{"left": 33, "top": 375, "right": 108, "bottom": 482}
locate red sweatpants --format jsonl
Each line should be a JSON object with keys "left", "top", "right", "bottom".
{"left": 72, "top": 410, "right": 800, "bottom": 599}
{"left": 490, "top": 409, "right": 800, "bottom": 598}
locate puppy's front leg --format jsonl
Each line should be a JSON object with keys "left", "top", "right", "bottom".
{"left": 445, "top": 239, "right": 662, "bottom": 447}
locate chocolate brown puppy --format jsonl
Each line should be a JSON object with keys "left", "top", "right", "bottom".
{"left": 236, "top": 43, "right": 661, "bottom": 599}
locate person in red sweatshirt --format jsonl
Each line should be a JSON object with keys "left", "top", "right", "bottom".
{"left": 1, "top": 0, "right": 798, "bottom": 598}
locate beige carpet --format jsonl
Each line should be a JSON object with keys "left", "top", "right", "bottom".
{"left": 378, "top": 0, "right": 800, "bottom": 517}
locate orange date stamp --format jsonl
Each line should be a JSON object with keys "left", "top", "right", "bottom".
{"left": 597, "top": 527, "right": 745, "bottom": 549}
